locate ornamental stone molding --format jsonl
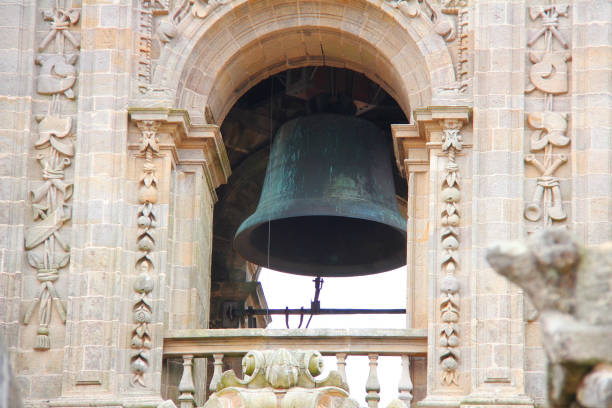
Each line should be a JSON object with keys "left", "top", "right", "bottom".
{"left": 130, "top": 119, "right": 161, "bottom": 387}
{"left": 142, "top": 0, "right": 462, "bottom": 123}
{"left": 385, "top": 0, "right": 472, "bottom": 94}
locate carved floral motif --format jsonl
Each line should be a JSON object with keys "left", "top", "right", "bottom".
{"left": 524, "top": 4, "right": 571, "bottom": 229}
{"left": 439, "top": 119, "right": 463, "bottom": 385}
{"left": 130, "top": 120, "right": 161, "bottom": 387}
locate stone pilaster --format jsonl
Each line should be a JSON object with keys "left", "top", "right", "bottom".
{"left": 0, "top": 0, "right": 37, "bottom": 401}
{"left": 391, "top": 124, "right": 428, "bottom": 330}
{"left": 55, "top": 0, "right": 133, "bottom": 402}
{"left": 570, "top": 0, "right": 612, "bottom": 246}
{"left": 123, "top": 108, "right": 229, "bottom": 402}
{"left": 394, "top": 106, "right": 472, "bottom": 408}
{"left": 462, "top": 0, "right": 533, "bottom": 406}
{"left": 55, "top": 105, "right": 228, "bottom": 406}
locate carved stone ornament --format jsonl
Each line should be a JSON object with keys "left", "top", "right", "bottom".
{"left": 24, "top": 0, "right": 80, "bottom": 351}
{"left": 387, "top": 0, "right": 456, "bottom": 42}
{"left": 388, "top": 1, "right": 470, "bottom": 94}
{"left": 136, "top": 0, "right": 171, "bottom": 88}
{"left": 487, "top": 228, "right": 612, "bottom": 408}
{"left": 204, "top": 349, "right": 357, "bottom": 408}
{"left": 153, "top": 0, "right": 231, "bottom": 47}
{"left": 23, "top": 114, "right": 74, "bottom": 350}
{"left": 130, "top": 120, "right": 161, "bottom": 387}
{"left": 36, "top": 54, "right": 78, "bottom": 99}
{"left": 439, "top": 119, "right": 463, "bottom": 386}
{"left": 191, "top": 0, "right": 231, "bottom": 19}
{"left": 39, "top": 7, "right": 80, "bottom": 52}
{"left": 524, "top": 4, "right": 571, "bottom": 229}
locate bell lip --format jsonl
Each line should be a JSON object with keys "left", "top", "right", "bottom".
{"left": 235, "top": 196, "right": 407, "bottom": 237}
{"left": 233, "top": 204, "right": 407, "bottom": 277}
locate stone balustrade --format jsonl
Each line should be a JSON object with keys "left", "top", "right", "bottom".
{"left": 163, "top": 329, "right": 427, "bottom": 408}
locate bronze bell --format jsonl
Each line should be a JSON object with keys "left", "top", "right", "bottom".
{"left": 233, "top": 113, "right": 406, "bottom": 277}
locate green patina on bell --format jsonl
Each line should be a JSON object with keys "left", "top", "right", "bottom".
{"left": 234, "top": 113, "right": 407, "bottom": 277}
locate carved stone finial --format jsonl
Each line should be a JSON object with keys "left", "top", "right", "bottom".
{"left": 205, "top": 349, "right": 356, "bottom": 408}
{"left": 486, "top": 229, "right": 612, "bottom": 407}
{"left": 216, "top": 349, "right": 346, "bottom": 392}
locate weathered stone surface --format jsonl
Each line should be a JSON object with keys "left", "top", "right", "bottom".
{"left": 487, "top": 229, "right": 612, "bottom": 408}
{"left": 205, "top": 349, "right": 355, "bottom": 408}
{"left": 217, "top": 349, "right": 347, "bottom": 391}
{"left": 0, "top": 0, "right": 611, "bottom": 407}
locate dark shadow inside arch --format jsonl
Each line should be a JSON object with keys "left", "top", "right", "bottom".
{"left": 209, "top": 66, "right": 408, "bottom": 328}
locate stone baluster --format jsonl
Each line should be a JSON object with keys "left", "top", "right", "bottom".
{"left": 335, "top": 353, "right": 348, "bottom": 385}
{"left": 178, "top": 354, "right": 195, "bottom": 408}
{"left": 398, "top": 355, "right": 413, "bottom": 408}
{"left": 209, "top": 353, "right": 224, "bottom": 393}
{"left": 365, "top": 354, "right": 380, "bottom": 408}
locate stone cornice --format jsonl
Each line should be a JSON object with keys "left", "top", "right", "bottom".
{"left": 128, "top": 107, "right": 231, "bottom": 195}
{"left": 412, "top": 106, "right": 472, "bottom": 145}
{"left": 392, "top": 106, "right": 472, "bottom": 177}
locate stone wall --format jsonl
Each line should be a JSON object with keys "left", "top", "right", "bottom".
{"left": 0, "top": 0, "right": 611, "bottom": 407}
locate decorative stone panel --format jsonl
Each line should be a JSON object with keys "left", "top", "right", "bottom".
{"left": 524, "top": 3, "right": 572, "bottom": 232}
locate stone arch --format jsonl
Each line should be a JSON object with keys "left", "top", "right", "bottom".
{"left": 153, "top": 0, "right": 457, "bottom": 124}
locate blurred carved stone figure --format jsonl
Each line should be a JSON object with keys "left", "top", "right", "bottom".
{"left": 487, "top": 228, "right": 612, "bottom": 408}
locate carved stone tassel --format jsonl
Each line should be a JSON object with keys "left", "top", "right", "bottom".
{"left": 35, "top": 326, "right": 50, "bottom": 350}
{"left": 34, "top": 283, "right": 53, "bottom": 350}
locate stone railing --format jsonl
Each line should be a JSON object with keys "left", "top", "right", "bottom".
{"left": 163, "top": 328, "right": 427, "bottom": 408}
